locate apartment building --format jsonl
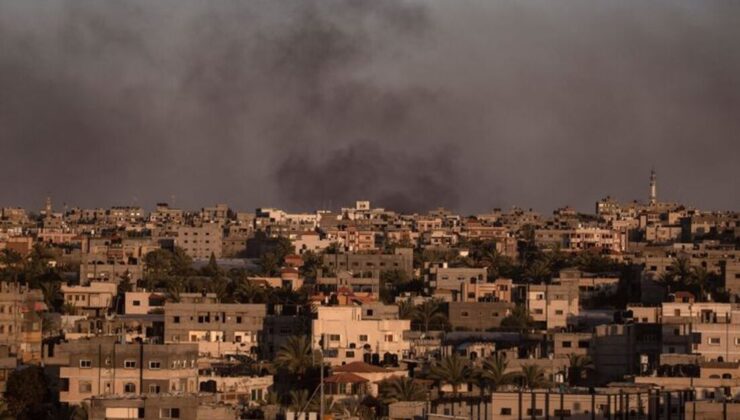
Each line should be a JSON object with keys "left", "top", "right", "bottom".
{"left": 323, "top": 248, "right": 414, "bottom": 277}
{"left": 79, "top": 257, "right": 144, "bottom": 285}
{"left": 173, "top": 224, "right": 224, "bottom": 259}
{"left": 164, "top": 302, "right": 267, "bottom": 356}
{"left": 0, "top": 282, "right": 45, "bottom": 362}
{"left": 522, "top": 283, "right": 580, "bottom": 330}
{"left": 448, "top": 301, "right": 514, "bottom": 331}
{"left": 312, "top": 306, "right": 411, "bottom": 366}
{"left": 427, "top": 266, "right": 487, "bottom": 291}
{"left": 62, "top": 282, "right": 117, "bottom": 316}
{"left": 89, "top": 393, "right": 237, "bottom": 420}
{"left": 59, "top": 339, "right": 199, "bottom": 404}
{"left": 317, "top": 270, "right": 380, "bottom": 294}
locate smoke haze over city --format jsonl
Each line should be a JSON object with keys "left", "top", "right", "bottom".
{"left": 1, "top": 0, "right": 738, "bottom": 213}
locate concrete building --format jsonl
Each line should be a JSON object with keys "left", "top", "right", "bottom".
{"left": 58, "top": 339, "right": 199, "bottom": 404}
{"left": 522, "top": 283, "right": 580, "bottom": 330}
{"left": 323, "top": 248, "right": 414, "bottom": 277}
{"left": 0, "top": 282, "right": 45, "bottom": 362}
{"left": 312, "top": 306, "right": 411, "bottom": 366}
{"left": 164, "top": 302, "right": 267, "bottom": 357}
{"left": 62, "top": 282, "right": 118, "bottom": 316}
{"left": 173, "top": 224, "right": 224, "bottom": 259}
{"left": 448, "top": 301, "right": 514, "bottom": 331}
{"left": 89, "top": 393, "right": 237, "bottom": 420}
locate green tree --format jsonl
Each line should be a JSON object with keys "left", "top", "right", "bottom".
{"left": 379, "top": 376, "right": 427, "bottom": 403}
{"left": 519, "top": 364, "right": 550, "bottom": 390}
{"left": 567, "top": 354, "right": 594, "bottom": 386}
{"left": 397, "top": 299, "right": 416, "bottom": 320}
{"left": 523, "top": 258, "right": 552, "bottom": 283}
{"left": 234, "top": 280, "right": 266, "bottom": 304}
{"left": 0, "top": 249, "right": 23, "bottom": 282}
{"left": 413, "top": 300, "right": 447, "bottom": 332}
{"left": 429, "top": 354, "right": 472, "bottom": 397}
{"left": 275, "top": 336, "right": 318, "bottom": 379}
{"left": 4, "top": 365, "right": 50, "bottom": 419}
{"left": 500, "top": 305, "right": 534, "bottom": 330}
{"left": 477, "top": 353, "right": 519, "bottom": 392}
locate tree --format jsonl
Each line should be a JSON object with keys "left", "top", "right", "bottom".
{"left": 259, "top": 252, "right": 280, "bottom": 277}
{"left": 523, "top": 258, "right": 552, "bottom": 283}
{"left": 39, "top": 279, "right": 62, "bottom": 312}
{"left": 0, "top": 249, "right": 23, "bottom": 282}
{"left": 289, "top": 389, "right": 311, "bottom": 412}
{"left": 500, "top": 305, "right": 534, "bottom": 331}
{"left": 275, "top": 336, "right": 318, "bottom": 379}
{"left": 235, "top": 280, "right": 266, "bottom": 303}
{"left": 477, "top": 353, "right": 519, "bottom": 392}
{"left": 397, "top": 299, "right": 416, "bottom": 320}
{"left": 688, "top": 266, "right": 710, "bottom": 301}
{"left": 519, "top": 364, "right": 550, "bottom": 390}
{"left": 379, "top": 376, "right": 427, "bottom": 403}
{"left": 4, "top": 365, "right": 50, "bottom": 419}
{"left": 429, "top": 354, "right": 472, "bottom": 397}
{"left": 413, "top": 300, "right": 447, "bottom": 333}
{"left": 567, "top": 354, "right": 594, "bottom": 386}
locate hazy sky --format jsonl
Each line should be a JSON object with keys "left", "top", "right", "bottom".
{"left": 1, "top": 0, "right": 738, "bottom": 214}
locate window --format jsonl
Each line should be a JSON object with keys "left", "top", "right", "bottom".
{"left": 173, "top": 316, "right": 180, "bottom": 324}
{"left": 527, "top": 409, "right": 543, "bottom": 416}
{"left": 461, "top": 311, "right": 469, "bottom": 317}
{"left": 124, "top": 383, "right": 136, "bottom": 393}
{"left": 578, "top": 341, "right": 590, "bottom": 349}
{"left": 500, "top": 408, "right": 512, "bottom": 415}
{"left": 709, "top": 337, "right": 721, "bottom": 345}
{"left": 236, "top": 316, "right": 242, "bottom": 324}
{"left": 124, "top": 360, "right": 137, "bottom": 369}
{"left": 562, "top": 341, "right": 572, "bottom": 348}
{"left": 555, "top": 310, "right": 564, "bottom": 315}
{"left": 133, "top": 300, "right": 141, "bottom": 306}
{"left": 329, "top": 334, "right": 340, "bottom": 341}
{"left": 385, "top": 334, "right": 394, "bottom": 342}
{"left": 554, "top": 409, "right": 572, "bottom": 417}
{"left": 79, "top": 381, "right": 92, "bottom": 393}
{"left": 366, "top": 309, "right": 374, "bottom": 316}
{"left": 80, "top": 359, "right": 92, "bottom": 368}
{"left": 534, "top": 309, "right": 544, "bottom": 315}
{"left": 346, "top": 351, "right": 355, "bottom": 358}
{"left": 149, "top": 361, "right": 161, "bottom": 369}
{"left": 359, "top": 335, "right": 368, "bottom": 341}
{"left": 160, "top": 408, "right": 180, "bottom": 419}
{"left": 735, "top": 338, "right": 740, "bottom": 346}
{"left": 149, "top": 384, "right": 161, "bottom": 394}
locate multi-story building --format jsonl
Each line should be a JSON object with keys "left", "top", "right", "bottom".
{"left": 164, "top": 302, "right": 267, "bottom": 357}
{"left": 62, "top": 282, "right": 117, "bottom": 316}
{"left": 323, "top": 248, "right": 414, "bottom": 277}
{"left": 172, "top": 224, "right": 224, "bottom": 260}
{"left": 448, "top": 301, "right": 514, "bottom": 331}
{"left": 88, "top": 393, "right": 237, "bottom": 420}
{"left": 58, "top": 339, "right": 199, "bottom": 404}
{"left": 521, "top": 283, "right": 580, "bottom": 330}
{"left": 312, "top": 305, "right": 411, "bottom": 366}
{"left": 0, "top": 282, "right": 45, "bottom": 362}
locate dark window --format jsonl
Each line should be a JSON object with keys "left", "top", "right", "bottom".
{"left": 173, "top": 316, "right": 180, "bottom": 324}
{"left": 562, "top": 341, "right": 572, "bottom": 348}
{"left": 500, "top": 408, "right": 512, "bottom": 415}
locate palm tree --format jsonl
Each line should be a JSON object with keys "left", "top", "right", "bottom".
{"left": 234, "top": 279, "right": 265, "bottom": 303}
{"left": 398, "top": 299, "right": 415, "bottom": 320}
{"left": 519, "top": 364, "right": 550, "bottom": 390}
{"left": 477, "top": 353, "right": 520, "bottom": 392}
{"left": 500, "top": 305, "right": 534, "bottom": 331}
{"left": 523, "top": 259, "right": 551, "bottom": 283}
{"left": 39, "top": 280, "right": 62, "bottom": 312}
{"left": 165, "top": 278, "right": 184, "bottom": 302}
{"left": 688, "top": 266, "right": 710, "bottom": 301}
{"left": 206, "top": 277, "right": 230, "bottom": 302}
{"left": 567, "top": 354, "right": 594, "bottom": 386}
{"left": 331, "top": 399, "right": 371, "bottom": 419}
{"left": 429, "top": 354, "right": 472, "bottom": 397}
{"left": 379, "top": 376, "right": 427, "bottom": 403}
{"left": 275, "top": 336, "right": 318, "bottom": 379}
{"left": 670, "top": 257, "right": 692, "bottom": 285}
{"left": 413, "top": 300, "right": 447, "bottom": 332}
{"left": 289, "top": 389, "right": 310, "bottom": 412}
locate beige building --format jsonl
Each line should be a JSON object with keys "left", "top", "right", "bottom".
{"left": 174, "top": 223, "right": 224, "bottom": 259}
{"left": 0, "top": 282, "right": 45, "bottom": 362}
{"left": 312, "top": 305, "right": 411, "bottom": 366}
{"left": 62, "top": 282, "right": 118, "bottom": 316}
{"left": 164, "top": 302, "right": 267, "bottom": 357}
{"left": 524, "top": 283, "right": 580, "bottom": 330}
{"left": 89, "top": 393, "right": 237, "bottom": 420}
{"left": 58, "top": 339, "right": 199, "bottom": 404}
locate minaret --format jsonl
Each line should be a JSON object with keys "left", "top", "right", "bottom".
{"left": 649, "top": 169, "right": 657, "bottom": 206}
{"left": 44, "top": 196, "right": 53, "bottom": 216}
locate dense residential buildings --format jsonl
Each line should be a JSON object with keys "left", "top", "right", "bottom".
{"left": 0, "top": 173, "right": 738, "bottom": 418}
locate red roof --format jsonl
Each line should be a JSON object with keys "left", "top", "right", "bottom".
{"left": 323, "top": 372, "right": 369, "bottom": 384}
{"left": 333, "top": 361, "right": 389, "bottom": 374}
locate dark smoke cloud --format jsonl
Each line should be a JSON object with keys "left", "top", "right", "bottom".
{"left": 0, "top": 0, "right": 738, "bottom": 214}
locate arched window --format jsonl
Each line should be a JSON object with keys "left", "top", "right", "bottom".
{"left": 124, "top": 383, "right": 136, "bottom": 393}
